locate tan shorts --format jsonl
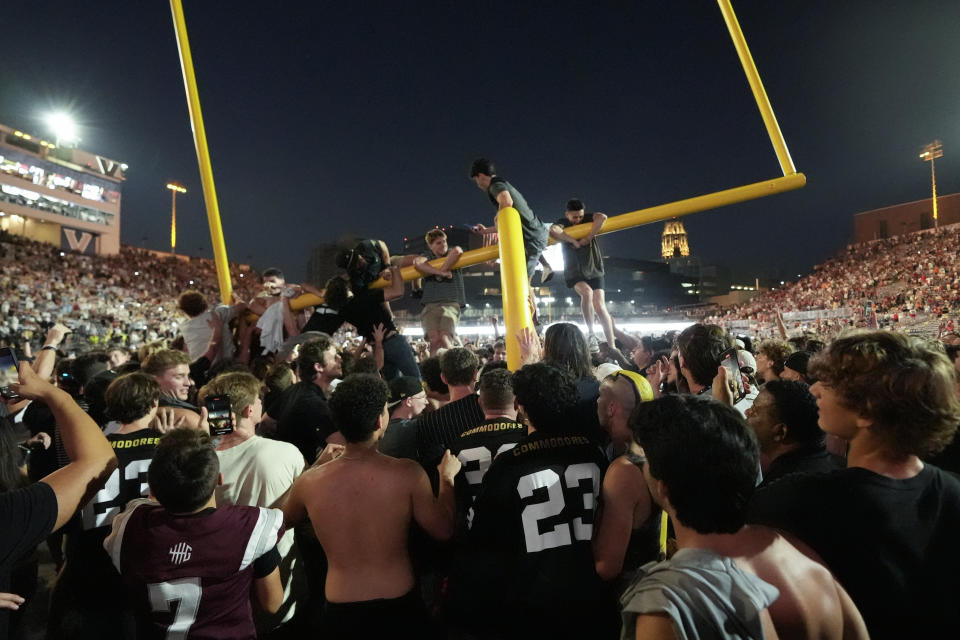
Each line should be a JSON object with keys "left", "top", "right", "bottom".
{"left": 421, "top": 303, "right": 460, "bottom": 335}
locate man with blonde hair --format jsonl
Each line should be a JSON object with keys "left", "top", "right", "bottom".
{"left": 415, "top": 228, "right": 465, "bottom": 355}
{"left": 141, "top": 349, "right": 200, "bottom": 428}
{"left": 199, "top": 372, "right": 306, "bottom": 634}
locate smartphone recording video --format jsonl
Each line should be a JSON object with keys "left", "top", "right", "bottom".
{"left": 719, "top": 346, "right": 747, "bottom": 403}
{"left": 204, "top": 395, "right": 234, "bottom": 437}
{"left": 0, "top": 347, "right": 20, "bottom": 400}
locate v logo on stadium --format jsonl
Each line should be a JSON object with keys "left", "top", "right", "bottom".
{"left": 169, "top": 542, "right": 192, "bottom": 565}
{"left": 63, "top": 229, "right": 94, "bottom": 253}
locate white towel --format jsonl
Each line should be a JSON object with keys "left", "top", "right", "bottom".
{"left": 256, "top": 302, "right": 285, "bottom": 354}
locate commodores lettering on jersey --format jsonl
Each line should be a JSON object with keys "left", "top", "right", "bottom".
{"left": 112, "top": 436, "right": 160, "bottom": 449}
{"left": 465, "top": 425, "right": 614, "bottom": 636}
{"left": 451, "top": 418, "right": 526, "bottom": 513}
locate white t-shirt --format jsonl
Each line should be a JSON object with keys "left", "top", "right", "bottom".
{"left": 181, "top": 305, "right": 238, "bottom": 362}
{"left": 216, "top": 435, "right": 305, "bottom": 627}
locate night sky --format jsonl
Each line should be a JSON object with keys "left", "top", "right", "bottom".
{"left": 2, "top": 1, "right": 958, "bottom": 284}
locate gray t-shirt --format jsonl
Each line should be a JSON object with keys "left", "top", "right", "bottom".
{"left": 420, "top": 250, "right": 465, "bottom": 306}
{"left": 487, "top": 178, "right": 548, "bottom": 256}
{"left": 620, "top": 548, "right": 779, "bottom": 640}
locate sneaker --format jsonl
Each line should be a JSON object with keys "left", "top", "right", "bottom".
{"left": 540, "top": 265, "right": 554, "bottom": 284}
{"left": 588, "top": 334, "right": 600, "bottom": 354}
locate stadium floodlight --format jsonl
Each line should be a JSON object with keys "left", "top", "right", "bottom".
{"left": 166, "top": 182, "right": 187, "bottom": 253}
{"left": 919, "top": 140, "right": 943, "bottom": 228}
{"left": 46, "top": 112, "right": 78, "bottom": 147}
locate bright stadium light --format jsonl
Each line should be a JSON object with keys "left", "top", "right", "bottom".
{"left": 46, "top": 112, "right": 78, "bottom": 146}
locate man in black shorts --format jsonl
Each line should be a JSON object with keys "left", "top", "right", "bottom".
{"left": 550, "top": 199, "right": 614, "bottom": 351}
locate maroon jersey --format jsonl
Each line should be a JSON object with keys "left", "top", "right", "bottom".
{"left": 104, "top": 499, "right": 284, "bottom": 640}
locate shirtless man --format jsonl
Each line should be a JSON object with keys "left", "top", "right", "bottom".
{"left": 593, "top": 370, "right": 658, "bottom": 584}
{"left": 282, "top": 373, "right": 461, "bottom": 637}
{"left": 621, "top": 395, "right": 867, "bottom": 640}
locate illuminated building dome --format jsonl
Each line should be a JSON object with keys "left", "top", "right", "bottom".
{"left": 661, "top": 218, "right": 690, "bottom": 259}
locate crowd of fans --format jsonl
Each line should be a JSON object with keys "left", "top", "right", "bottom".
{"left": 1, "top": 215, "right": 960, "bottom": 639}
{"left": 712, "top": 222, "right": 960, "bottom": 338}
{"left": 0, "top": 232, "right": 256, "bottom": 353}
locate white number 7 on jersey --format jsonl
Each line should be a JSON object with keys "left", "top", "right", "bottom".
{"left": 147, "top": 577, "right": 202, "bottom": 640}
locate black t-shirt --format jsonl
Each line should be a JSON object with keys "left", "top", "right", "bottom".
{"left": 339, "top": 289, "right": 396, "bottom": 342}
{"left": 759, "top": 444, "right": 844, "bottom": 487}
{"left": 350, "top": 239, "right": 384, "bottom": 289}
{"left": 462, "top": 430, "right": 616, "bottom": 636}
{"left": 301, "top": 305, "right": 343, "bottom": 336}
{"left": 273, "top": 381, "right": 336, "bottom": 463}
{"left": 378, "top": 418, "right": 418, "bottom": 461}
{"left": 158, "top": 395, "right": 200, "bottom": 414}
{"left": 747, "top": 464, "right": 960, "bottom": 639}
{"left": 555, "top": 212, "right": 604, "bottom": 284}
{"left": 0, "top": 482, "right": 57, "bottom": 640}
{"left": 415, "top": 394, "right": 485, "bottom": 467}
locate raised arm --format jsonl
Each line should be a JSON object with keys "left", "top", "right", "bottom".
{"left": 34, "top": 323, "right": 71, "bottom": 380}
{"left": 13, "top": 362, "right": 117, "bottom": 531}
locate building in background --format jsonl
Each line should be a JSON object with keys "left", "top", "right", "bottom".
{"left": 0, "top": 121, "right": 126, "bottom": 255}
{"left": 853, "top": 193, "right": 960, "bottom": 243}
{"left": 661, "top": 218, "right": 691, "bottom": 259}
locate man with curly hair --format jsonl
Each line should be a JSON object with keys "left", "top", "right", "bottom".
{"left": 748, "top": 331, "right": 960, "bottom": 639}
{"left": 754, "top": 339, "right": 794, "bottom": 385}
{"left": 282, "top": 374, "right": 460, "bottom": 638}
{"left": 460, "top": 363, "right": 615, "bottom": 638}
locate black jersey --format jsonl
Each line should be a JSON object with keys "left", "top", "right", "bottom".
{"left": 66, "top": 429, "right": 161, "bottom": 597}
{"left": 464, "top": 430, "right": 617, "bottom": 637}
{"left": 46, "top": 429, "right": 161, "bottom": 640}
{"left": 449, "top": 418, "right": 526, "bottom": 516}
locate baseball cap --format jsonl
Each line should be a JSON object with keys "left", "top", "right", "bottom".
{"left": 737, "top": 349, "right": 757, "bottom": 374}
{"left": 784, "top": 351, "right": 812, "bottom": 377}
{"left": 388, "top": 376, "right": 424, "bottom": 408}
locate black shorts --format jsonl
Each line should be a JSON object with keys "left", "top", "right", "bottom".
{"left": 319, "top": 589, "right": 438, "bottom": 638}
{"left": 567, "top": 276, "right": 605, "bottom": 291}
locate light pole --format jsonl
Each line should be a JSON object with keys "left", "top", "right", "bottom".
{"left": 166, "top": 183, "right": 187, "bottom": 254}
{"left": 919, "top": 140, "right": 943, "bottom": 228}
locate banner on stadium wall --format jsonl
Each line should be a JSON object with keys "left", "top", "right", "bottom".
{"left": 61, "top": 226, "right": 98, "bottom": 256}
{"left": 783, "top": 308, "right": 852, "bottom": 321}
